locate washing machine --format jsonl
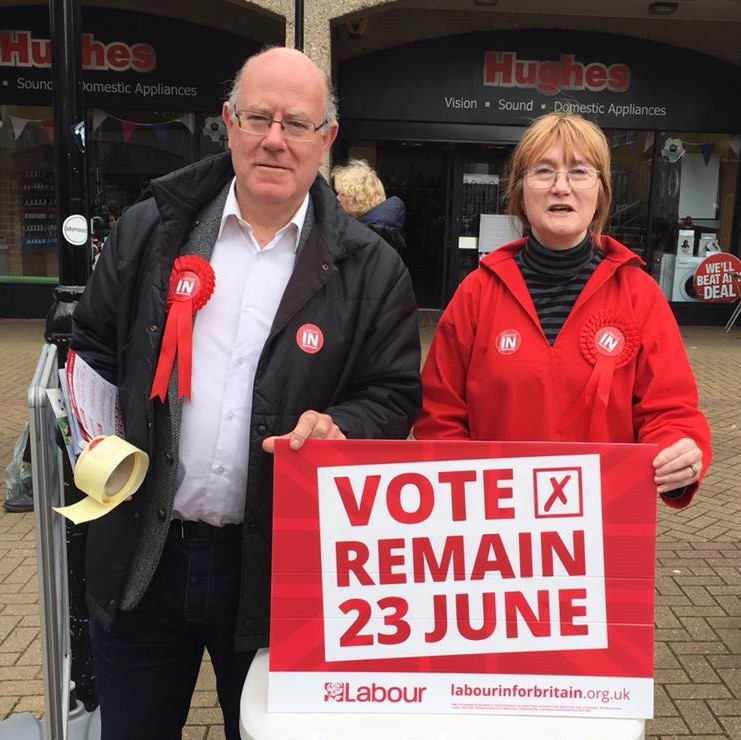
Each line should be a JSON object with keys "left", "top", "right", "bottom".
{"left": 671, "top": 255, "right": 705, "bottom": 302}
{"left": 655, "top": 253, "right": 676, "bottom": 300}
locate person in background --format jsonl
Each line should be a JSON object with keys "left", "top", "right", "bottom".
{"left": 332, "top": 158, "right": 407, "bottom": 255}
{"left": 72, "top": 47, "right": 421, "bottom": 740}
{"left": 415, "top": 112, "right": 710, "bottom": 506}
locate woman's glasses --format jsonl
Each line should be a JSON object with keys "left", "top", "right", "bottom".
{"left": 524, "top": 166, "right": 600, "bottom": 190}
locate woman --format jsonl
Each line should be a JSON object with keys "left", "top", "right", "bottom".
{"left": 414, "top": 112, "right": 710, "bottom": 505}
{"left": 332, "top": 159, "right": 407, "bottom": 255}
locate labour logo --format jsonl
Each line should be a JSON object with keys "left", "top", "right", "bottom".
{"left": 594, "top": 326, "right": 625, "bottom": 358}
{"left": 496, "top": 329, "right": 521, "bottom": 355}
{"left": 324, "top": 682, "right": 345, "bottom": 702}
{"left": 296, "top": 323, "right": 325, "bottom": 354}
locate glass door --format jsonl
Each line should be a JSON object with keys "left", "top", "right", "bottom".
{"left": 445, "top": 145, "right": 515, "bottom": 302}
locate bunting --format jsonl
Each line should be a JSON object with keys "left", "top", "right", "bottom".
{"left": 729, "top": 135, "right": 741, "bottom": 159}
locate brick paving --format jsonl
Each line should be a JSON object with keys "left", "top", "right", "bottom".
{"left": 1, "top": 315, "right": 741, "bottom": 739}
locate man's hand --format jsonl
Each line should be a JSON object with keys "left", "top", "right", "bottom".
{"left": 653, "top": 437, "right": 703, "bottom": 494}
{"left": 262, "top": 410, "right": 346, "bottom": 453}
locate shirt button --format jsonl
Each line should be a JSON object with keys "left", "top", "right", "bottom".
{"left": 215, "top": 466, "right": 224, "bottom": 475}
{"left": 256, "top": 424, "right": 267, "bottom": 435}
{"left": 227, "top": 411, "right": 235, "bottom": 420}
{"left": 236, "top": 357, "right": 244, "bottom": 365}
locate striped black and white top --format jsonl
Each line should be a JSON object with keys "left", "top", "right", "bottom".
{"left": 515, "top": 234, "right": 604, "bottom": 345}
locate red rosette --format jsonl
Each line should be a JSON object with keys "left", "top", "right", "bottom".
{"left": 560, "top": 311, "right": 640, "bottom": 438}
{"left": 150, "top": 256, "right": 215, "bottom": 402}
{"left": 578, "top": 311, "right": 640, "bottom": 371}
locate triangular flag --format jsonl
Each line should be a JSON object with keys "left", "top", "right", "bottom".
{"left": 121, "top": 120, "right": 137, "bottom": 142}
{"left": 701, "top": 142, "right": 714, "bottom": 166}
{"left": 729, "top": 135, "right": 741, "bottom": 158}
{"left": 92, "top": 109, "right": 108, "bottom": 133}
{"left": 643, "top": 131, "right": 655, "bottom": 152}
{"left": 11, "top": 116, "right": 28, "bottom": 140}
{"left": 41, "top": 119, "right": 55, "bottom": 143}
{"left": 153, "top": 123, "right": 168, "bottom": 146}
{"left": 179, "top": 113, "right": 195, "bottom": 134}
{"left": 0, "top": 115, "right": 4, "bottom": 131}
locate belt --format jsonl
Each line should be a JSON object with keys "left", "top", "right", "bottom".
{"left": 170, "top": 520, "right": 242, "bottom": 542}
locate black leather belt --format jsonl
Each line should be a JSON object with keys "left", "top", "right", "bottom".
{"left": 171, "top": 520, "right": 242, "bottom": 542}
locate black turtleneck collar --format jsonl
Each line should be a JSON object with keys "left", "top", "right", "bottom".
{"left": 520, "top": 233, "right": 594, "bottom": 279}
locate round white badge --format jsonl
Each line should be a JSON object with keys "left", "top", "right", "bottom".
{"left": 496, "top": 329, "right": 521, "bottom": 355}
{"left": 62, "top": 214, "right": 89, "bottom": 246}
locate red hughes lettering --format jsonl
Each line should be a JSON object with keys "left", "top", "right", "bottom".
{"left": 484, "top": 51, "right": 630, "bottom": 95}
{"left": 0, "top": 31, "right": 156, "bottom": 72}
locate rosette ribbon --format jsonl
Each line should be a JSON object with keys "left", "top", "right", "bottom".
{"left": 560, "top": 312, "right": 639, "bottom": 438}
{"left": 150, "top": 256, "right": 215, "bottom": 402}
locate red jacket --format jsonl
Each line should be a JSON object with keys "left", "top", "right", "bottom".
{"left": 414, "top": 237, "right": 711, "bottom": 506}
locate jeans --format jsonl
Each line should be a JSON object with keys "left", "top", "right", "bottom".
{"left": 90, "top": 524, "right": 255, "bottom": 740}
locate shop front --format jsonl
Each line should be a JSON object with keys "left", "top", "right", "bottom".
{"left": 336, "top": 30, "right": 741, "bottom": 321}
{"left": 0, "top": 5, "right": 267, "bottom": 317}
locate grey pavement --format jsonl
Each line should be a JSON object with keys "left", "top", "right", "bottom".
{"left": 1, "top": 313, "right": 740, "bottom": 739}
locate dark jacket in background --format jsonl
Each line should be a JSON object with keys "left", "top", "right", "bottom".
{"left": 359, "top": 195, "right": 406, "bottom": 255}
{"left": 71, "top": 151, "right": 422, "bottom": 651}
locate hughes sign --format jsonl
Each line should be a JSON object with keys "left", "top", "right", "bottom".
{"left": 484, "top": 52, "right": 631, "bottom": 95}
{"left": 339, "top": 29, "right": 741, "bottom": 131}
{"left": 0, "top": 6, "right": 259, "bottom": 111}
{"left": 0, "top": 31, "right": 156, "bottom": 72}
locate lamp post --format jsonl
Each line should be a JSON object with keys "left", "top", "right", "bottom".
{"left": 295, "top": 0, "right": 304, "bottom": 51}
{"left": 47, "top": 0, "right": 97, "bottom": 714}
{"left": 50, "top": 0, "right": 90, "bottom": 287}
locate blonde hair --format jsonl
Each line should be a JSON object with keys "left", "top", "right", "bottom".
{"left": 506, "top": 112, "right": 612, "bottom": 246}
{"left": 331, "top": 159, "right": 386, "bottom": 219}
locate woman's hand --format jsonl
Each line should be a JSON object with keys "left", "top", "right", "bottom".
{"left": 262, "top": 410, "right": 346, "bottom": 453}
{"left": 653, "top": 437, "right": 703, "bottom": 494}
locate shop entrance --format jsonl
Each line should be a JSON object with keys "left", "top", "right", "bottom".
{"left": 374, "top": 142, "right": 515, "bottom": 308}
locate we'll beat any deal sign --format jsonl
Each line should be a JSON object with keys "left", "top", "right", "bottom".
{"left": 269, "top": 440, "right": 657, "bottom": 719}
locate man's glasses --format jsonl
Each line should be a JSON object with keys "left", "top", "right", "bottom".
{"left": 233, "top": 109, "right": 326, "bottom": 141}
{"left": 524, "top": 166, "right": 601, "bottom": 190}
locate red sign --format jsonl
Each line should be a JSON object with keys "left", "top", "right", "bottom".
{"left": 0, "top": 31, "right": 156, "bottom": 72}
{"left": 693, "top": 253, "right": 741, "bottom": 303}
{"left": 270, "top": 439, "right": 658, "bottom": 719}
{"left": 483, "top": 51, "right": 631, "bottom": 95}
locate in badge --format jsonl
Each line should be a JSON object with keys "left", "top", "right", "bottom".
{"left": 296, "top": 323, "right": 324, "bottom": 354}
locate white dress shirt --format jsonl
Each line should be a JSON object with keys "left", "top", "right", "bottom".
{"left": 173, "top": 179, "right": 309, "bottom": 526}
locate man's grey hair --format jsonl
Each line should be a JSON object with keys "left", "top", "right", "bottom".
{"left": 226, "top": 46, "right": 338, "bottom": 129}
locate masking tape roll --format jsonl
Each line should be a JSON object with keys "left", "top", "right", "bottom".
{"left": 54, "top": 435, "right": 149, "bottom": 524}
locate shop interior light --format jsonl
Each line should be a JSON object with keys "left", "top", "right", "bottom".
{"left": 648, "top": 1, "right": 679, "bottom": 14}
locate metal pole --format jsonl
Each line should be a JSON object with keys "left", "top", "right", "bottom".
{"left": 295, "top": 0, "right": 304, "bottom": 51}
{"left": 50, "top": 0, "right": 90, "bottom": 286}
{"left": 47, "top": 0, "right": 98, "bottom": 715}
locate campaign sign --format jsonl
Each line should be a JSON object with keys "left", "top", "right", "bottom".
{"left": 269, "top": 440, "right": 657, "bottom": 719}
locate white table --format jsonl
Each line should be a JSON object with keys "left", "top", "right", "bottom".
{"left": 240, "top": 649, "right": 645, "bottom": 740}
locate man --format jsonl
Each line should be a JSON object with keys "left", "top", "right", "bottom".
{"left": 72, "top": 47, "right": 421, "bottom": 739}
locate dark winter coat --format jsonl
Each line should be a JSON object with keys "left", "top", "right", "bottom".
{"left": 359, "top": 195, "right": 406, "bottom": 255}
{"left": 71, "top": 152, "right": 422, "bottom": 650}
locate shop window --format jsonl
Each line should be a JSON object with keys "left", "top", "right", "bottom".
{"left": 649, "top": 132, "right": 739, "bottom": 302}
{"left": 89, "top": 109, "right": 226, "bottom": 252}
{"left": 0, "top": 105, "right": 58, "bottom": 279}
{"left": 604, "top": 130, "right": 652, "bottom": 259}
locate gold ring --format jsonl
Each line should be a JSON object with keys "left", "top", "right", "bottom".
{"left": 689, "top": 463, "right": 697, "bottom": 476}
